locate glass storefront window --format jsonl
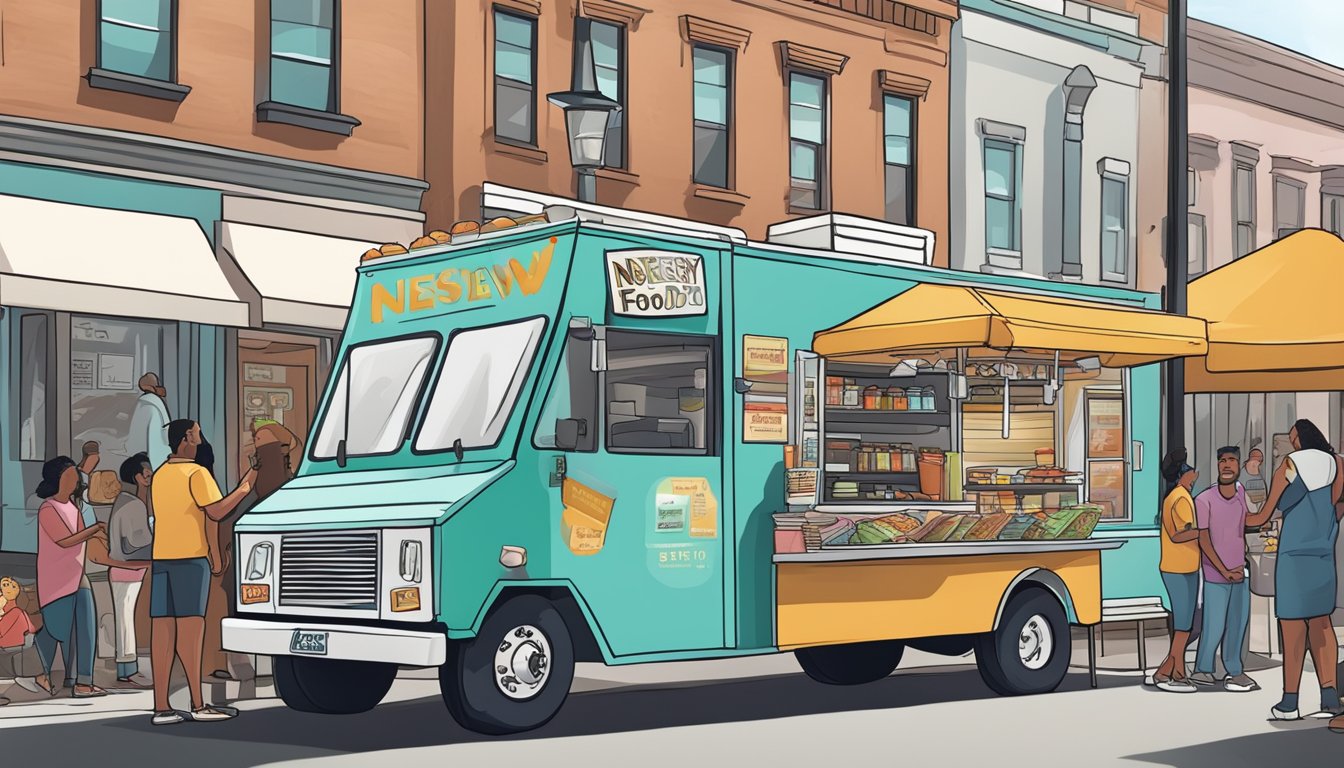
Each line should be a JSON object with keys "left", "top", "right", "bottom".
{"left": 17, "top": 314, "right": 50, "bottom": 461}
{"left": 70, "top": 316, "right": 173, "bottom": 472}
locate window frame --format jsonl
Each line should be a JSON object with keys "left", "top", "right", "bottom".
{"left": 268, "top": 0, "right": 341, "bottom": 114}
{"left": 601, "top": 329, "right": 721, "bottom": 458}
{"left": 787, "top": 70, "right": 830, "bottom": 212}
{"left": 1273, "top": 175, "right": 1306, "bottom": 242}
{"left": 1233, "top": 160, "right": 1257, "bottom": 258}
{"left": 1099, "top": 171, "right": 1130, "bottom": 283}
{"left": 574, "top": 16, "right": 627, "bottom": 168}
{"left": 493, "top": 6, "right": 540, "bottom": 147}
{"left": 1187, "top": 211, "right": 1207, "bottom": 278}
{"left": 882, "top": 92, "right": 917, "bottom": 226}
{"left": 1324, "top": 192, "right": 1344, "bottom": 237}
{"left": 96, "top": 0, "right": 178, "bottom": 83}
{"left": 11, "top": 311, "right": 54, "bottom": 462}
{"left": 307, "top": 331, "right": 442, "bottom": 464}
{"left": 412, "top": 316, "right": 550, "bottom": 457}
{"left": 983, "top": 137, "right": 1022, "bottom": 255}
{"left": 690, "top": 42, "right": 735, "bottom": 189}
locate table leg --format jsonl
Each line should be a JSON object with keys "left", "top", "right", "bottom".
{"left": 1088, "top": 624, "right": 1097, "bottom": 688}
{"left": 1137, "top": 619, "right": 1147, "bottom": 672}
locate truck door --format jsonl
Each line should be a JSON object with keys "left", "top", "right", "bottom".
{"left": 537, "top": 325, "right": 726, "bottom": 657}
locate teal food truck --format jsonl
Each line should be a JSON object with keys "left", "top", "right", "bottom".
{"left": 222, "top": 196, "right": 1205, "bottom": 734}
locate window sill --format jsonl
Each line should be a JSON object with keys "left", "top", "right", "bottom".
{"left": 692, "top": 185, "right": 750, "bottom": 206}
{"left": 86, "top": 68, "right": 191, "bottom": 102}
{"left": 491, "top": 138, "right": 549, "bottom": 164}
{"left": 595, "top": 168, "right": 640, "bottom": 186}
{"left": 788, "top": 205, "right": 826, "bottom": 217}
{"left": 256, "top": 101, "right": 361, "bottom": 136}
{"left": 984, "top": 248, "right": 1023, "bottom": 271}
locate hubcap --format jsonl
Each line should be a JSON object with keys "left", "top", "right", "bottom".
{"left": 1018, "top": 613, "right": 1053, "bottom": 671}
{"left": 494, "top": 624, "right": 552, "bottom": 700}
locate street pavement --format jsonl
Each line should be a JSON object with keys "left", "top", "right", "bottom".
{"left": 3, "top": 644, "right": 1343, "bottom": 768}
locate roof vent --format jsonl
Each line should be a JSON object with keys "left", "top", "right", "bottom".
{"left": 765, "top": 213, "right": 935, "bottom": 266}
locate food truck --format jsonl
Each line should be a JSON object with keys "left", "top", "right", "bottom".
{"left": 222, "top": 193, "right": 1206, "bottom": 734}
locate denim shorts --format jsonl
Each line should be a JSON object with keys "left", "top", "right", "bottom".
{"left": 1161, "top": 570, "right": 1199, "bottom": 632}
{"left": 150, "top": 558, "right": 210, "bottom": 618}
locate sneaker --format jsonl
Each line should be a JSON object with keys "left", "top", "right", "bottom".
{"left": 1188, "top": 672, "right": 1222, "bottom": 687}
{"left": 1271, "top": 705, "right": 1301, "bottom": 721}
{"left": 1157, "top": 678, "right": 1198, "bottom": 693}
{"left": 1225, "top": 674, "right": 1261, "bottom": 692}
{"left": 189, "top": 706, "right": 238, "bottom": 722}
{"left": 1329, "top": 714, "right": 1344, "bottom": 733}
{"left": 151, "top": 710, "right": 187, "bottom": 726}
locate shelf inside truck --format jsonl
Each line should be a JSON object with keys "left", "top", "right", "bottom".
{"left": 773, "top": 538, "right": 1125, "bottom": 563}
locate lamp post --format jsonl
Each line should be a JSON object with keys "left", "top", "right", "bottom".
{"left": 547, "top": 89, "right": 621, "bottom": 204}
{"left": 1164, "top": 0, "right": 1189, "bottom": 459}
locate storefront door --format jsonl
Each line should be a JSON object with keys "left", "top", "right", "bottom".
{"left": 235, "top": 332, "right": 327, "bottom": 476}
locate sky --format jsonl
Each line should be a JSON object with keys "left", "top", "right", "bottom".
{"left": 1189, "top": 0, "right": 1344, "bottom": 68}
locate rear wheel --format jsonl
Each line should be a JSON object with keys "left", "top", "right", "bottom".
{"left": 975, "top": 588, "right": 1070, "bottom": 696}
{"left": 795, "top": 640, "right": 905, "bottom": 685}
{"left": 274, "top": 656, "right": 397, "bottom": 714}
{"left": 439, "top": 595, "right": 575, "bottom": 735}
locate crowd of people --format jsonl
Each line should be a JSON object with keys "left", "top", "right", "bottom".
{"left": 1156, "top": 418, "right": 1344, "bottom": 734}
{"left": 0, "top": 372, "right": 302, "bottom": 725}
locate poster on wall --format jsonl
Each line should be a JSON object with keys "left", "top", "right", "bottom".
{"left": 71, "top": 356, "right": 95, "bottom": 390}
{"left": 98, "top": 354, "right": 135, "bottom": 390}
{"left": 561, "top": 477, "right": 616, "bottom": 556}
{"left": 742, "top": 335, "right": 790, "bottom": 443}
{"left": 1086, "top": 396, "right": 1124, "bottom": 458}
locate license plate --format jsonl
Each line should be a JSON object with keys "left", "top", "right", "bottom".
{"left": 290, "top": 630, "right": 328, "bottom": 655}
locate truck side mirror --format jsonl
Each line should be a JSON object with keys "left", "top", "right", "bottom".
{"left": 555, "top": 419, "right": 587, "bottom": 451}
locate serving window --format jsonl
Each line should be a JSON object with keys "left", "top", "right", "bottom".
{"left": 603, "top": 330, "right": 716, "bottom": 456}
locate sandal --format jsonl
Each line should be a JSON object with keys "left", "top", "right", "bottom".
{"left": 72, "top": 684, "right": 107, "bottom": 698}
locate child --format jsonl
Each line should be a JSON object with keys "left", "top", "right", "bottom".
{"left": 1, "top": 576, "right": 41, "bottom": 704}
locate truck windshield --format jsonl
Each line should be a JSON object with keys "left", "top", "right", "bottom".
{"left": 415, "top": 316, "right": 547, "bottom": 453}
{"left": 313, "top": 335, "right": 438, "bottom": 459}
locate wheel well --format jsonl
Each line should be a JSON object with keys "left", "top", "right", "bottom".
{"left": 486, "top": 586, "right": 606, "bottom": 663}
{"left": 994, "top": 570, "right": 1077, "bottom": 630}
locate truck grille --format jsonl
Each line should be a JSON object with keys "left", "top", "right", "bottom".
{"left": 279, "top": 532, "right": 379, "bottom": 611}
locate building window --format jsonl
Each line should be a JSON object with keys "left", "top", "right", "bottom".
{"left": 1274, "top": 176, "right": 1305, "bottom": 241}
{"left": 98, "top": 0, "right": 175, "bottom": 81}
{"left": 70, "top": 316, "right": 174, "bottom": 473}
{"left": 605, "top": 331, "right": 717, "bottom": 456}
{"left": 692, "top": 45, "right": 732, "bottom": 188}
{"left": 14, "top": 313, "right": 50, "bottom": 462}
{"left": 494, "top": 9, "right": 537, "bottom": 146}
{"left": 1233, "top": 161, "right": 1256, "bottom": 257}
{"left": 883, "top": 94, "right": 916, "bottom": 225}
{"left": 788, "top": 72, "right": 828, "bottom": 211}
{"left": 1324, "top": 193, "right": 1344, "bottom": 237}
{"left": 574, "top": 18, "right": 626, "bottom": 168}
{"left": 270, "top": 0, "right": 337, "bottom": 112}
{"left": 1188, "top": 212, "right": 1207, "bottom": 277}
{"left": 1100, "top": 173, "right": 1129, "bottom": 281}
{"left": 984, "top": 138, "right": 1021, "bottom": 253}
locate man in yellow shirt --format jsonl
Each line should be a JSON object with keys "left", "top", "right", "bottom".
{"left": 149, "top": 419, "right": 254, "bottom": 727}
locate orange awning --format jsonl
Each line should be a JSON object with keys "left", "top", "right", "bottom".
{"left": 1185, "top": 228, "right": 1344, "bottom": 392}
{"left": 813, "top": 283, "right": 1207, "bottom": 366}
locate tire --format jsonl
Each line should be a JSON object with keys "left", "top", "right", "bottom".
{"left": 274, "top": 656, "right": 397, "bottom": 714}
{"left": 795, "top": 640, "right": 905, "bottom": 685}
{"left": 975, "top": 587, "right": 1070, "bottom": 696}
{"left": 439, "top": 595, "right": 575, "bottom": 735}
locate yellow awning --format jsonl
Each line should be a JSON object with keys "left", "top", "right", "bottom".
{"left": 1185, "top": 356, "right": 1344, "bottom": 393}
{"left": 813, "top": 284, "right": 1208, "bottom": 366}
{"left": 1188, "top": 228, "right": 1344, "bottom": 377}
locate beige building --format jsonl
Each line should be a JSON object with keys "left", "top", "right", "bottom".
{"left": 426, "top": 0, "right": 959, "bottom": 262}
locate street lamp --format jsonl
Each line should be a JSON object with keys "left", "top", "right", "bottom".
{"left": 547, "top": 89, "right": 621, "bottom": 204}
{"left": 1164, "top": 0, "right": 1189, "bottom": 459}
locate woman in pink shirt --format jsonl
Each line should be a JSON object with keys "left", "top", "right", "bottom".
{"left": 32, "top": 456, "right": 108, "bottom": 697}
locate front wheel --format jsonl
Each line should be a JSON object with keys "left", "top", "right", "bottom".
{"left": 974, "top": 588, "right": 1070, "bottom": 696}
{"left": 274, "top": 656, "right": 397, "bottom": 714}
{"left": 440, "top": 595, "right": 575, "bottom": 735}
{"left": 795, "top": 640, "right": 905, "bottom": 685}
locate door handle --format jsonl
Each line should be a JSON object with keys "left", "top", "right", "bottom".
{"left": 549, "top": 456, "right": 567, "bottom": 488}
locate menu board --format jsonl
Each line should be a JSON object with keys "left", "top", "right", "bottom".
{"left": 1087, "top": 459, "right": 1126, "bottom": 520}
{"left": 1087, "top": 396, "right": 1125, "bottom": 459}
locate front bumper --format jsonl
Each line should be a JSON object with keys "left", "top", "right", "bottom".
{"left": 222, "top": 618, "right": 447, "bottom": 667}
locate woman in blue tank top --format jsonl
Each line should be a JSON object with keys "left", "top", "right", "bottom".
{"left": 1248, "top": 419, "right": 1343, "bottom": 722}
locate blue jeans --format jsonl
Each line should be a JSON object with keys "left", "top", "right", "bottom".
{"left": 1195, "top": 579, "right": 1250, "bottom": 677}
{"left": 35, "top": 589, "right": 96, "bottom": 685}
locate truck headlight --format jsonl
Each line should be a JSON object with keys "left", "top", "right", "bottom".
{"left": 399, "top": 540, "right": 422, "bottom": 583}
{"left": 245, "top": 542, "right": 273, "bottom": 581}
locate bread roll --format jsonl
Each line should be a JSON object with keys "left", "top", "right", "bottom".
{"left": 410, "top": 235, "right": 437, "bottom": 250}
{"left": 360, "top": 247, "right": 383, "bottom": 262}
{"left": 428, "top": 230, "right": 452, "bottom": 244}
{"left": 480, "top": 217, "right": 518, "bottom": 233}
{"left": 450, "top": 220, "right": 480, "bottom": 235}
{"left": 379, "top": 243, "right": 408, "bottom": 256}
